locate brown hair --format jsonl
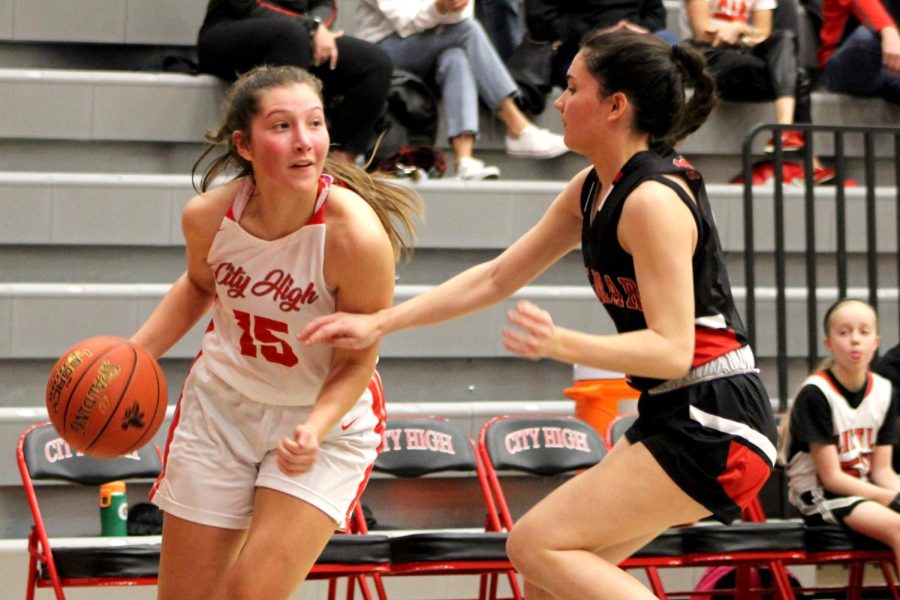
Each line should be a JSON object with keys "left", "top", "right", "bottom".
{"left": 580, "top": 29, "right": 717, "bottom": 148}
{"left": 192, "top": 65, "right": 422, "bottom": 260}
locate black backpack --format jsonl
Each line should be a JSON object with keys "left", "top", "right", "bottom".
{"left": 371, "top": 70, "right": 439, "bottom": 161}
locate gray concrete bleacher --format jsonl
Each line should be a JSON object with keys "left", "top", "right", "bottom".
{"left": 1, "top": 63, "right": 898, "bottom": 181}
{"left": 2, "top": 0, "right": 898, "bottom": 181}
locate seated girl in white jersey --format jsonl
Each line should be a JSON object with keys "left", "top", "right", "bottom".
{"left": 782, "top": 299, "right": 900, "bottom": 573}
{"left": 129, "top": 65, "right": 421, "bottom": 600}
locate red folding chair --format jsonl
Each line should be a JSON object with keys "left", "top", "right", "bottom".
{"left": 309, "top": 504, "right": 391, "bottom": 600}
{"left": 787, "top": 522, "right": 899, "bottom": 599}
{"left": 18, "top": 422, "right": 164, "bottom": 599}
{"left": 475, "top": 415, "right": 694, "bottom": 597}
{"left": 363, "top": 416, "right": 521, "bottom": 600}
{"left": 603, "top": 412, "right": 637, "bottom": 449}
{"left": 18, "top": 422, "right": 391, "bottom": 600}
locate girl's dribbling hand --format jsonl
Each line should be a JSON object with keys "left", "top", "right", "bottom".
{"left": 276, "top": 424, "right": 319, "bottom": 475}
{"left": 298, "top": 312, "right": 381, "bottom": 350}
{"left": 503, "top": 300, "right": 557, "bottom": 360}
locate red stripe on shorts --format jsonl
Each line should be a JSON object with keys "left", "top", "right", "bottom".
{"left": 341, "top": 371, "right": 387, "bottom": 530}
{"left": 717, "top": 440, "right": 770, "bottom": 509}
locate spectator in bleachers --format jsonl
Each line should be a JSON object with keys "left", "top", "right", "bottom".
{"left": 524, "top": 0, "right": 678, "bottom": 91}
{"left": 876, "top": 342, "right": 900, "bottom": 385}
{"left": 132, "top": 65, "right": 421, "bottom": 600}
{"left": 875, "top": 342, "right": 900, "bottom": 472}
{"left": 686, "top": 0, "right": 836, "bottom": 184}
{"left": 817, "top": 0, "right": 900, "bottom": 103}
{"left": 782, "top": 299, "right": 900, "bottom": 573}
{"left": 302, "top": 30, "right": 780, "bottom": 600}
{"left": 354, "top": 0, "right": 569, "bottom": 181}
{"left": 196, "top": 0, "right": 392, "bottom": 165}
{"left": 476, "top": 0, "right": 524, "bottom": 60}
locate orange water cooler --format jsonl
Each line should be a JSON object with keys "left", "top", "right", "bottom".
{"left": 563, "top": 365, "right": 640, "bottom": 437}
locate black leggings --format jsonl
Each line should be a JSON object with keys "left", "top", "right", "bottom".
{"left": 198, "top": 18, "right": 392, "bottom": 156}
{"left": 697, "top": 30, "right": 810, "bottom": 121}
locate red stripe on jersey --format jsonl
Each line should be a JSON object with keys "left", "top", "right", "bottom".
{"left": 693, "top": 327, "right": 742, "bottom": 367}
{"left": 306, "top": 176, "right": 329, "bottom": 225}
{"left": 717, "top": 440, "right": 770, "bottom": 510}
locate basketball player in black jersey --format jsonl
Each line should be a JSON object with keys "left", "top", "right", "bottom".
{"left": 301, "top": 29, "right": 778, "bottom": 599}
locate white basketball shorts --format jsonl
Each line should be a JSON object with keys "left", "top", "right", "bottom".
{"left": 150, "top": 359, "right": 384, "bottom": 530}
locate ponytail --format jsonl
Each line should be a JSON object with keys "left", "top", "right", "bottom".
{"left": 668, "top": 43, "right": 717, "bottom": 145}
{"left": 324, "top": 158, "right": 422, "bottom": 261}
{"left": 580, "top": 30, "right": 718, "bottom": 147}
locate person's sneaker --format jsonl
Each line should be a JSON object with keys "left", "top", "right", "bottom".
{"left": 796, "top": 166, "right": 857, "bottom": 187}
{"left": 455, "top": 157, "right": 500, "bottom": 181}
{"left": 505, "top": 125, "right": 569, "bottom": 159}
{"left": 730, "top": 161, "right": 775, "bottom": 185}
{"left": 730, "top": 161, "right": 806, "bottom": 185}
{"left": 812, "top": 166, "right": 836, "bottom": 185}
{"left": 764, "top": 130, "right": 805, "bottom": 154}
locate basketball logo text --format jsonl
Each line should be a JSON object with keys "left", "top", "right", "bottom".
{"left": 70, "top": 360, "right": 121, "bottom": 435}
{"left": 46, "top": 349, "right": 93, "bottom": 413}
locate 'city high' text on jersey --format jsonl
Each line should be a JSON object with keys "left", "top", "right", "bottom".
{"left": 580, "top": 149, "right": 748, "bottom": 391}
{"left": 201, "top": 175, "right": 336, "bottom": 406}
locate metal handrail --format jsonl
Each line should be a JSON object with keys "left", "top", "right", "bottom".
{"left": 740, "top": 123, "right": 900, "bottom": 410}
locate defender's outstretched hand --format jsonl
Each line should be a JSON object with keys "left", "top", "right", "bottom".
{"left": 299, "top": 312, "right": 382, "bottom": 350}
{"left": 503, "top": 300, "right": 557, "bottom": 360}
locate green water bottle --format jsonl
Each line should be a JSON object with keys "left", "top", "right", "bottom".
{"left": 99, "top": 480, "right": 128, "bottom": 537}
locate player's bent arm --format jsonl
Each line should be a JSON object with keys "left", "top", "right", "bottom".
{"left": 303, "top": 188, "right": 396, "bottom": 439}
{"left": 130, "top": 187, "right": 231, "bottom": 359}
{"left": 811, "top": 442, "right": 899, "bottom": 505}
{"left": 541, "top": 181, "right": 696, "bottom": 379}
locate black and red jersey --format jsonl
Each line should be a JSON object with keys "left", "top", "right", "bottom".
{"left": 580, "top": 148, "right": 748, "bottom": 391}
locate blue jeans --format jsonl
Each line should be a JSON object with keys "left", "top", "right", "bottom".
{"left": 476, "top": 0, "right": 523, "bottom": 60}
{"left": 824, "top": 25, "right": 900, "bottom": 104}
{"left": 377, "top": 19, "right": 519, "bottom": 139}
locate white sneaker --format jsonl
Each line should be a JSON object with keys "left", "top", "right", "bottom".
{"left": 456, "top": 157, "right": 500, "bottom": 180}
{"left": 505, "top": 125, "right": 569, "bottom": 159}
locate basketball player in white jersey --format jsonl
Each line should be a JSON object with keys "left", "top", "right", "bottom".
{"left": 783, "top": 299, "right": 900, "bottom": 572}
{"left": 130, "top": 65, "right": 420, "bottom": 600}
{"left": 301, "top": 29, "right": 778, "bottom": 599}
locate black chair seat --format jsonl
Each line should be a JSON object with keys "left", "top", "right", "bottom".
{"left": 44, "top": 533, "right": 391, "bottom": 580}
{"left": 318, "top": 533, "right": 392, "bottom": 564}
{"left": 804, "top": 525, "right": 891, "bottom": 552}
{"left": 389, "top": 531, "right": 509, "bottom": 563}
{"left": 633, "top": 528, "right": 685, "bottom": 557}
{"left": 44, "top": 543, "right": 160, "bottom": 580}
{"left": 682, "top": 521, "right": 806, "bottom": 554}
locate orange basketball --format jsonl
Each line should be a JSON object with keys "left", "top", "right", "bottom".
{"left": 46, "top": 336, "right": 168, "bottom": 458}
